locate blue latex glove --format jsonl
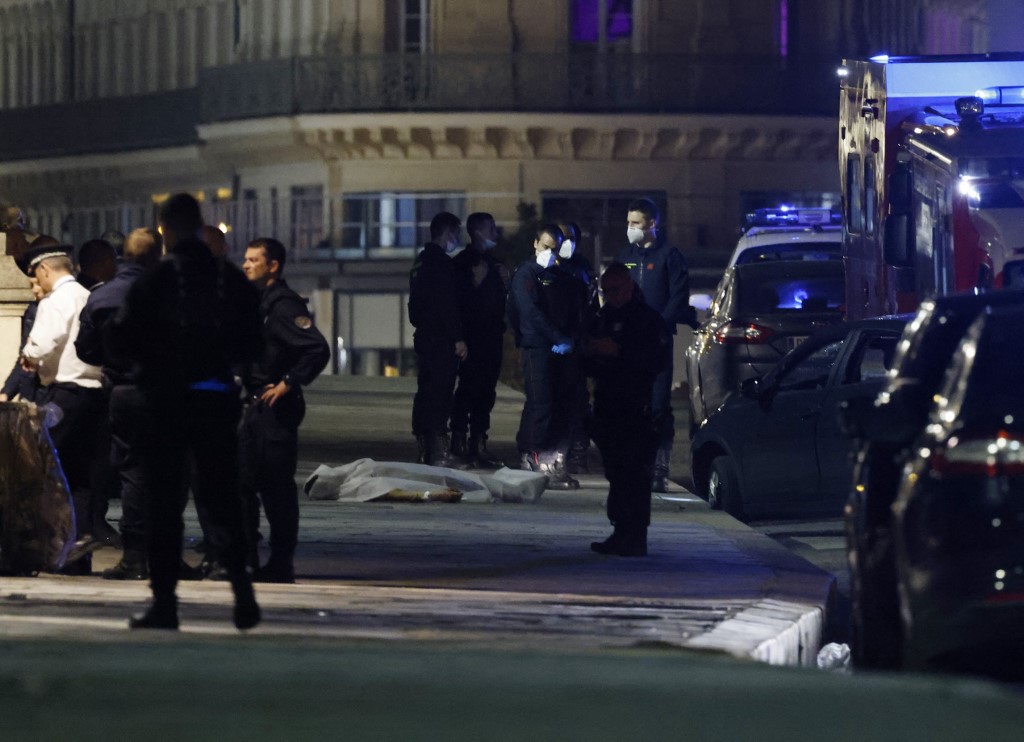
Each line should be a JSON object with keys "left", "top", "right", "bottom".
{"left": 551, "top": 342, "right": 573, "bottom": 355}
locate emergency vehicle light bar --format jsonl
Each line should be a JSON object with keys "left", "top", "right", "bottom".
{"left": 743, "top": 208, "right": 842, "bottom": 229}
{"left": 975, "top": 86, "right": 1024, "bottom": 106}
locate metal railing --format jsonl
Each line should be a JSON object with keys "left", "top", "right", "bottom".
{"left": 201, "top": 53, "right": 839, "bottom": 121}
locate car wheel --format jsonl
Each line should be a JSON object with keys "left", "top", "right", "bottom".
{"left": 849, "top": 531, "right": 902, "bottom": 670}
{"left": 708, "top": 456, "right": 744, "bottom": 519}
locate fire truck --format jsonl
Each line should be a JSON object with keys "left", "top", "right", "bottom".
{"left": 839, "top": 54, "right": 1024, "bottom": 319}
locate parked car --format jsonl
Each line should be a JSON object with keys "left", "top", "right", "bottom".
{"left": 892, "top": 306, "right": 1024, "bottom": 677}
{"left": 686, "top": 260, "right": 845, "bottom": 430}
{"left": 690, "top": 319, "right": 905, "bottom": 520}
{"left": 841, "top": 289, "right": 1024, "bottom": 670}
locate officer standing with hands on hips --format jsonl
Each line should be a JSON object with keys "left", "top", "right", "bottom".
{"left": 617, "top": 198, "right": 696, "bottom": 493}
{"left": 240, "top": 238, "right": 330, "bottom": 583}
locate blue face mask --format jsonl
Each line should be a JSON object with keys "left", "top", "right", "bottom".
{"left": 482, "top": 238, "right": 497, "bottom": 250}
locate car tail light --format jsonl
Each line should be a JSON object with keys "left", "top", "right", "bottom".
{"left": 713, "top": 323, "right": 775, "bottom": 345}
{"left": 929, "top": 431, "right": 1024, "bottom": 477}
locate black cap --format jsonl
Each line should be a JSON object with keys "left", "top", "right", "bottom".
{"left": 19, "top": 244, "right": 73, "bottom": 276}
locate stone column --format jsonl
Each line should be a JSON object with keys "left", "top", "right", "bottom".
{"left": 0, "top": 254, "right": 32, "bottom": 391}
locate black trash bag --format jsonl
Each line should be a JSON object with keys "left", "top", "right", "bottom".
{"left": 0, "top": 402, "right": 76, "bottom": 575}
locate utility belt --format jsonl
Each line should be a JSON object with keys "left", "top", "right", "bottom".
{"left": 189, "top": 377, "right": 237, "bottom": 394}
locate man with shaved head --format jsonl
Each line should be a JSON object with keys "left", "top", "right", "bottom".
{"left": 76, "top": 228, "right": 164, "bottom": 571}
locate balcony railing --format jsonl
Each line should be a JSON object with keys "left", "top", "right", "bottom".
{"left": 0, "top": 54, "right": 838, "bottom": 161}
{"left": 201, "top": 53, "right": 838, "bottom": 122}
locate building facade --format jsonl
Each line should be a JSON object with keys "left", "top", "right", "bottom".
{"left": 0, "top": 0, "right": 1011, "bottom": 375}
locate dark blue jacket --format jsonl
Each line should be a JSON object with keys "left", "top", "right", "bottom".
{"left": 1, "top": 302, "right": 39, "bottom": 400}
{"left": 507, "top": 261, "right": 572, "bottom": 350}
{"left": 452, "top": 245, "right": 507, "bottom": 340}
{"left": 617, "top": 238, "right": 696, "bottom": 332}
{"left": 76, "top": 261, "right": 145, "bottom": 385}
{"left": 408, "top": 243, "right": 463, "bottom": 341}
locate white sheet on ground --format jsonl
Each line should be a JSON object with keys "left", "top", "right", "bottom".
{"left": 303, "top": 459, "right": 548, "bottom": 503}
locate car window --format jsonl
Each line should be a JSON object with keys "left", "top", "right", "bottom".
{"left": 709, "top": 275, "right": 730, "bottom": 316}
{"left": 777, "top": 339, "right": 845, "bottom": 392}
{"left": 737, "top": 274, "right": 845, "bottom": 314}
{"left": 843, "top": 333, "right": 900, "bottom": 384}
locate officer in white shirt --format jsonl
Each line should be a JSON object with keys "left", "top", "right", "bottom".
{"left": 20, "top": 245, "right": 104, "bottom": 571}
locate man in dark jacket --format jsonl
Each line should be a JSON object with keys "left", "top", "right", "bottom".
{"left": 507, "top": 224, "right": 580, "bottom": 490}
{"left": 75, "top": 228, "right": 162, "bottom": 579}
{"left": 583, "top": 262, "right": 670, "bottom": 556}
{"left": 617, "top": 197, "right": 696, "bottom": 493}
{"left": 240, "top": 237, "right": 330, "bottom": 583}
{"left": 449, "top": 212, "right": 508, "bottom": 468}
{"left": 108, "top": 193, "right": 262, "bottom": 631}
{"left": 408, "top": 211, "right": 467, "bottom": 467}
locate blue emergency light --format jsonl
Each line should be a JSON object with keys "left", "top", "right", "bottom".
{"left": 974, "top": 85, "right": 1024, "bottom": 106}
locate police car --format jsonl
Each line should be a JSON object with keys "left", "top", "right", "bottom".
{"left": 728, "top": 207, "right": 842, "bottom": 267}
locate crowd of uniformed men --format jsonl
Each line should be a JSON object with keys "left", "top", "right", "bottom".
{"left": 1, "top": 195, "right": 330, "bottom": 630}
{"left": 409, "top": 198, "right": 694, "bottom": 557}
{"left": 0, "top": 194, "right": 692, "bottom": 624}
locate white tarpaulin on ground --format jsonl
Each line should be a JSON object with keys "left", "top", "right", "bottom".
{"left": 303, "top": 458, "right": 548, "bottom": 504}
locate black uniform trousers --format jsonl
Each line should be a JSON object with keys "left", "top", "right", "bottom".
{"left": 412, "top": 333, "right": 460, "bottom": 437}
{"left": 239, "top": 391, "right": 303, "bottom": 567}
{"left": 549, "top": 351, "right": 586, "bottom": 456}
{"left": 591, "top": 405, "right": 659, "bottom": 536}
{"left": 107, "top": 385, "right": 148, "bottom": 553}
{"left": 450, "top": 332, "right": 503, "bottom": 439}
{"left": 45, "top": 383, "right": 105, "bottom": 539}
{"left": 651, "top": 335, "right": 675, "bottom": 446}
{"left": 133, "top": 388, "right": 247, "bottom": 599}
{"left": 516, "top": 346, "right": 552, "bottom": 456}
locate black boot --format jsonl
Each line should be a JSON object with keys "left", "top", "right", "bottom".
{"left": 255, "top": 557, "right": 296, "bottom": 584}
{"left": 129, "top": 597, "right": 179, "bottom": 630}
{"left": 591, "top": 529, "right": 647, "bottom": 557}
{"left": 416, "top": 434, "right": 431, "bottom": 465}
{"left": 450, "top": 430, "right": 471, "bottom": 465}
{"left": 567, "top": 438, "right": 590, "bottom": 475}
{"left": 231, "top": 574, "right": 261, "bottom": 630}
{"left": 429, "top": 432, "right": 467, "bottom": 469}
{"left": 469, "top": 434, "right": 504, "bottom": 469}
{"left": 103, "top": 549, "right": 148, "bottom": 580}
{"left": 652, "top": 444, "right": 671, "bottom": 493}
{"left": 541, "top": 453, "right": 579, "bottom": 491}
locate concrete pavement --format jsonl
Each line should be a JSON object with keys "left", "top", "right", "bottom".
{"left": 5, "top": 375, "right": 832, "bottom": 665}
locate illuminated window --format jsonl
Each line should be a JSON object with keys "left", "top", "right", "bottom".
{"left": 571, "top": 0, "right": 633, "bottom": 45}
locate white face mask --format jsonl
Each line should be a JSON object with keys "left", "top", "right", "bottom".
{"left": 482, "top": 238, "right": 497, "bottom": 250}
{"left": 626, "top": 226, "right": 646, "bottom": 245}
{"left": 535, "top": 248, "right": 554, "bottom": 268}
{"left": 558, "top": 239, "right": 576, "bottom": 259}
{"left": 445, "top": 238, "right": 460, "bottom": 254}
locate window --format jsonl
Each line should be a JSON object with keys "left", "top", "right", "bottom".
{"left": 844, "top": 333, "right": 899, "bottom": 384}
{"left": 846, "top": 154, "right": 863, "bottom": 234}
{"left": 777, "top": 340, "right": 844, "bottom": 392}
{"left": 402, "top": 0, "right": 429, "bottom": 54}
{"left": 341, "top": 192, "right": 465, "bottom": 256}
{"left": 290, "top": 185, "right": 325, "bottom": 255}
{"left": 571, "top": 0, "right": 633, "bottom": 46}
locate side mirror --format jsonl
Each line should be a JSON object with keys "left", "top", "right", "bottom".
{"left": 883, "top": 213, "right": 914, "bottom": 267}
{"left": 740, "top": 377, "right": 762, "bottom": 400}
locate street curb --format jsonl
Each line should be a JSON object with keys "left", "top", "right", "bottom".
{"left": 685, "top": 598, "right": 824, "bottom": 667}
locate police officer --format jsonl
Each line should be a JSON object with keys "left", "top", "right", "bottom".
{"left": 555, "top": 221, "right": 595, "bottom": 474}
{"left": 617, "top": 198, "right": 696, "bottom": 493}
{"left": 449, "top": 212, "right": 508, "bottom": 468}
{"left": 75, "top": 228, "right": 163, "bottom": 579}
{"left": 507, "top": 224, "right": 579, "bottom": 489}
{"left": 409, "top": 211, "right": 467, "bottom": 467}
{"left": 108, "top": 193, "right": 262, "bottom": 630}
{"left": 583, "top": 262, "right": 670, "bottom": 556}
{"left": 240, "top": 237, "right": 330, "bottom": 584}
{"left": 20, "top": 243, "right": 105, "bottom": 571}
